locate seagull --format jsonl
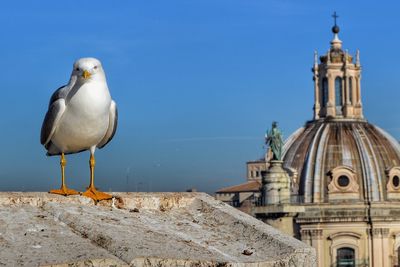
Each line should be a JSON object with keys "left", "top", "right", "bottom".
{"left": 40, "top": 58, "right": 118, "bottom": 201}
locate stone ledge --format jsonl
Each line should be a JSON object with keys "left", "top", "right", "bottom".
{"left": 253, "top": 204, "right": 306, "bottom": 215}
{"left": 0, "top": 192, "right": 316, "bottom": 266}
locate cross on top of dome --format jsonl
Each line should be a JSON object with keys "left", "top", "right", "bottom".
{"left": 311, "top": 13, "right": 363, "bottom": 121}
{"left": 332, "top": 11, "right": 340, "bottom": 34}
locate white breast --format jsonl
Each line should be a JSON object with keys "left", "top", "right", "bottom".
{"left": 51, "top": 81, "right": 112, "bottom": 153}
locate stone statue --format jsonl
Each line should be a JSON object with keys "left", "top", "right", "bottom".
{"left": 265, "top": 121, "right": 284, "bottom": 161}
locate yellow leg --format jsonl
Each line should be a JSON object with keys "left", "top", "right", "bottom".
{"left": 49, "top": 153, "right": 79, "bottom": 196}
{"left": 82, "top": 154, "right": 112, "bottom": 201}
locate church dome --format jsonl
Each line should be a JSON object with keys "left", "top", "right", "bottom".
{"left": 243, "top": 17, "right": 400, "bottom": 267}
{"left": 282, "top": 119, "right": 400, "bottom": 203}
{"left": 278, "top": 21, "right": 400, "bottom": 204}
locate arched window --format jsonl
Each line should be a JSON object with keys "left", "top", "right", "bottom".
{"left": 337, "top": 247, "right": 355, "bottom": 266}
{"left": 335, "top": 77, "right": 343, "bottom": 107}
{"left": 349, "top": 78, "right": 353, "bottom": 104}
{"left": 322, "top": 78, "right": 328, "bottom": 107}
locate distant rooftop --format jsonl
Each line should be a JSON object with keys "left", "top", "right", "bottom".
{"left": 216, "top": 180, "right": 261, "bottom": 193}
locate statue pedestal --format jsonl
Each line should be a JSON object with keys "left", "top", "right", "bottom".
{"left": 262, "top": 160, "right": 291, "bottom": 205}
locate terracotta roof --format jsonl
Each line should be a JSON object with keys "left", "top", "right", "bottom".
{"left": 216, "top": 180, "right": 261, "bottom": 193}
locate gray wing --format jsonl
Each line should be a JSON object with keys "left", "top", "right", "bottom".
{"left": 40, "top": 99, "right": 66, "bottom": 148}
{"left": 48, "top": 75, "right": 77, "bottom": 107}
{"left": 40, "top": 76, "right": 76, "bottom": 147}
{"left": 98, "top": 100, "right": 118, "bottom": 149}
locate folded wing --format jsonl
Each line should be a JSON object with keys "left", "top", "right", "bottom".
{"left": 41, "top": 77, "right": 77, "bottom": 149}
{"left": 40, "top": 98, "right": 66, "bottom": 148}
{"left": 97, "top": 100, "right": 118, "bottom": 149}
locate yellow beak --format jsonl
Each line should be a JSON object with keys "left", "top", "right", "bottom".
{"left": 82, "top": 70, "right": 91, "bottom": 79}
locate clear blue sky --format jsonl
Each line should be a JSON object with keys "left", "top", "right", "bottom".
{"left": 0, "top": 1, "right": 399, "bottom": 193}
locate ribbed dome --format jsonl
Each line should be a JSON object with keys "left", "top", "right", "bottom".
{"left": 282, "top": 119, "right": 400, "bottom": 203}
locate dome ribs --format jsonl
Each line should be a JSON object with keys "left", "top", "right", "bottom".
{"left": 283, "top": 120, "right": 400, "bottom": 204}
{"left": 370, "top": 125, "right": 400, "bottom": 167}
{"left": 350, "top": 123, "right": 382, "bottom": 201}
{"left": 282, "top": 127, "right": 306, "bottom": 159}
{"left": 374, "top": 126, "right": 400, "bottom": 161}
{"left": 365, "top": 126, "right": 392, "bottom": 193}
{"left": 283, "top": 123, "right": 319, "bottom": 177}
{"left": 344, "top": 124, "right": 363, "bottom": 200}
{"left": 325, "top": 123, "right": 343, "bottom": 175}
{"left": 309, "top": 123, "right": 329, "bottom": 203}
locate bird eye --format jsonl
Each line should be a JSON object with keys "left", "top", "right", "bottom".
{"left": 75, "top": 67, "right": 80, "bottom": 71}
{"left": 94, "top": 66, "right": 98, "bottom": 70}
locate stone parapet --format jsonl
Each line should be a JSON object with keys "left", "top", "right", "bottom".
{"left": 0, "top": 192, "right": 316, "bottom": 267}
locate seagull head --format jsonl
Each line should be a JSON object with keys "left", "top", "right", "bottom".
{"left": 72, "top": 57, "right": 105, "bottom": 82}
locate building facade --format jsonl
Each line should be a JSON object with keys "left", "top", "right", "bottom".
{"left": 216, "top": 21, "right": 400, "bottom": 267}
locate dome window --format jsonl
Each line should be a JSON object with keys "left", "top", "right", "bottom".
{"left": 328, "top": 166, "right": 359, "bottom": 201}
{"left": 393, "top": 176, "right": 400, "bottom": 188}
{"left": 322, "top": 78, "right": 328, "bottom": 108}
{"left": 386, "top": 167, "right": 400, "bottom": 199}
{"left": 335, "top": 77, "right": 343, "bottom": 107}
{"left": 338, "top": 175, "right": 350, "bottom": 187}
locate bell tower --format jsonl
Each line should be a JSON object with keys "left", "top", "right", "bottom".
{"left": 312, "top": 12, "right": 363, "bottom": 120}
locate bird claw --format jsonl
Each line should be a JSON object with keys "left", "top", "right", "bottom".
{"left": 49, "top": 186, "right": 79, "bottom": 196}
{"left": 82, "top": 187, "right": 112, "bottom": 202}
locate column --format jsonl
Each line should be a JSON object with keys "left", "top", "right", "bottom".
{"left": 351, "top": 77, "right": 357, "bottom": 106}
{"left": 301, "top": 230, "right": 312, "bottom": 246}
{"left": 367, "top": 228, "right": 373, "bottom": 267}
{"left": 343, "top": 75, "right": 349, "bottom": 117}
{"left": 372, "top": 228, "right": 383, "bottom": 266}
{"left": 313, "top": 72, "right": 320, "bottom": 120}
{"left": 327, "top": 73, "right": 335, "bottom": 116}
{"left": 382, "top": 229, "right": 390, "bottom": 267}
{"left": 345, "top": 76, "right": 350, "bottom": 105}
{"left": 357, "top": 75, "right": 362, "bottom": 105}
{"left": 355, "top": 75, "right": 363, "bottom": 119}
{"left": 311, "top": 229, "right": 324, "bottom": 266}
{"left": 372, "top": 228, "right": 390, "bottom": 267}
